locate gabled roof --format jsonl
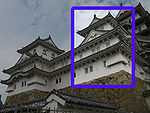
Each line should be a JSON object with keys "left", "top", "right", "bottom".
{"left": 116, "top": 2, "right": 147, "bottom": 21}
{"left": 46, "top": 89, "right": 117, "bottom": 110}
{"left": 1, "top": 66, "right": 50, "bottom": 85}
{"left": 77, "top": 12, "right": 117, "bottom": 38}
{"left": 17, "top": 35, "right": 64, "bottom": 54}
{"left": 89, "top": 14, "right": 101, "bottom": 25}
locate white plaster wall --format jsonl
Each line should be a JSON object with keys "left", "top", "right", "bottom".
{"left": 74, "top": 36, "right": 120, "bottom": 62}
{"left": 48, "top": 72, "right": 70, "bottom": 91}
{"left": 7, "top": 52, "right": 146, "bottom": 96}
{"left": 7, "top": 75, "right": 51, "bottom": 96}
{"left": 7, "top": 83, "right": 49, "bottom": 96}
{"left": 28, "top": 75, "right": 47, "bottom": 85}
{"left": 11, "top": 33, "right": 120, "bottom": 77}
{"left": 75, "top": 53, "right": 130, "bottom": 84}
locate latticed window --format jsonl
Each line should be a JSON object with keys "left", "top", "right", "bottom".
{"left": 21, "top": 81, "right": 27, "bottom": 87}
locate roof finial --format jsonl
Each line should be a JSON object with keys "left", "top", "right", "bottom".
{"left": 94, "top": 14, "right": 96, "bottom": 18}
{"left": 48, "top": 33, "right": 52, "bottom": 39}
{"left": 120, "top": 2, "right": 123, "bottom": 6}
{"left": 108, "top": 12, "right": 111, "bottom": 16}
{"left": 38, "top": 36, "right": 40, "bottom": 39}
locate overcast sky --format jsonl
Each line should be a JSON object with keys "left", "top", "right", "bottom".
{"left": 0, "top": 0, "right": 150, "bottom": 103}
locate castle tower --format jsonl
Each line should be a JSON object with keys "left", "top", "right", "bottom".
{"left": 1, "top": 34, "right": 65, "bottom": 105}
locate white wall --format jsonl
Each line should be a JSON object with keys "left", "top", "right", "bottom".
{"left": 75, "top": 53, "right": 130, "bottom": 84}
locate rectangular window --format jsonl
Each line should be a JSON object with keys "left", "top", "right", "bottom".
{"left": 74, "top": 73, "right": 76, "bottom": 78}
{"left": 45, "top": 80, "right": 47, "bottom": 85}
{"left": 56, "top": 78, "right": 58, "bottom": 84}
{"left": 104, "top": 60, "right": 106, "bottom": 67}
{"left": 22, "top": 82, "right": 24, "bottom": 87}
{"left": 24, "top": 81, "right": 26, "bottom": 86}
{"left": 21, "top": 81, "right": 26, "bottom": 87}
{"left": 59, "top": 77, "right": 61, "bottom": 83}
{"left": 85, "top": 68, "right": 88, "bottom": 74}
{"left": 90, "top": 66, "right": 93, "bottom": 72}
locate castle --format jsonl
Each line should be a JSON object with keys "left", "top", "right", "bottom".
{"left": 1, "top": 3, "right": 150, "bottom": 113}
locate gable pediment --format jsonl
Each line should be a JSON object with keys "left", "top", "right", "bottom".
{"left": 77, "top": 12, "right": 117, "bottom": 38}
{"left": 44, "top": 93, "right": 66, "bottom": 109}
{"left": 80, "top": 22, "right": 114, "bottom": 45}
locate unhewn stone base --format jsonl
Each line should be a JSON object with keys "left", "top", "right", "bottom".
{"left": 5, "top": 89, "right": 49, "bottom": 106}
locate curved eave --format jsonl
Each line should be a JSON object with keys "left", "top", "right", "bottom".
{"left": 50, "top": 90, "right": 117, "bottom": 110}
{"left": 2, "top": 55, "right": 38, "bottom": 74}
{"left": 78, "top": 25, "right": 129, "bottom": 48}
{"left": 3, "top": 27, "right": 145, "bottom": 75}
{"left": 89, "top": 15, "right": 101, "bottom": 25}
{"left": 1, "top": 67, "right": 50, "bottom": 85}
{"left": 117, "top": 3, "right": 146, "bottom": 21}
{"left": 17, "top": 40, "right": 64, "bottom": 55}
{"left": 77, "top": 12, "right": 115, "bottom": 38}
{"left": 0, "top": 80, "right": 8, "bottom": 85}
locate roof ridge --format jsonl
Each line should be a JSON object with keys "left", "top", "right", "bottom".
{"left": 55, "top": 89, "right": 116, "bottom": 106}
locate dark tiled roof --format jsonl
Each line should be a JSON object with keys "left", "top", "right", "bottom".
{"left": 51, "top": 89, "right": 117, "bottom": 110}
{"left": 17, "top": 36, "right": 64, "bottom": 54}
{"left": 117, "top": 3, "right": 147, "bottom": 21}
{"left": 77, "top": 12, "right": 117, "bottom": 38}
{"left": 59, "top": 77, "right": 150, "bottom": 113}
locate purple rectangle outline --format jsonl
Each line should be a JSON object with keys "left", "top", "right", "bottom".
{"left": 71, "top": 6, "right": 136, "bottom": 88}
